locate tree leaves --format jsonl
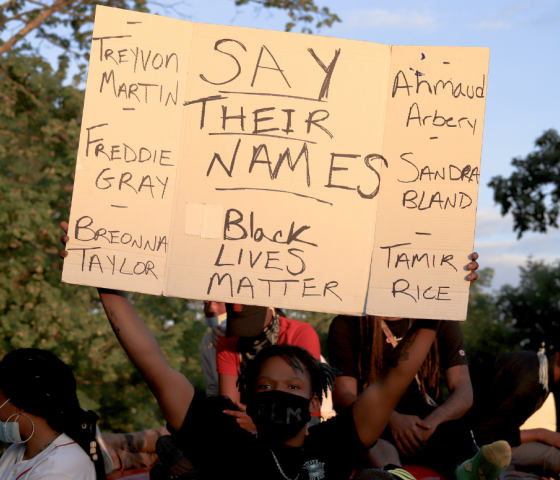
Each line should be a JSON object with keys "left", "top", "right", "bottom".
{"left": 234, "top": 0, "right": 341, "bottom": 33}
{"left": 0, "top": 0, "right": 341, "bottom": 90}
{"left": 0, "top": 0, "right": 341, "bottom": 433}
{"left": 462, "top": 260, "right": 560, "bottom": 371}
{"left": 489, "top": 129, "right": 560, "bottom": 238}
{"left": 494, "top": 259, "right": 560, "bottom": 353}
{"left": 0, "top": 0, "right": 149, "bottom": 58}
{"left": 0, "top": 47, "right": 207, "bottom": 432}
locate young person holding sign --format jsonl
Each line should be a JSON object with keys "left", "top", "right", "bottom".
{"left": 59, "top": 222, "right": 504, "bottom": 480}
{"left": 216, "top": 302, "right": 322, "bottom": 430}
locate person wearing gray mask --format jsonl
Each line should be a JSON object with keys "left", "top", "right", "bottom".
{"left": 0, "top": 348, "right": 106, "bottom": 480}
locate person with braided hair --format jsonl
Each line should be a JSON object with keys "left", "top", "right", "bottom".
{"left": 328, "top": 315, "right": 476, "bottom": 478}
{"left": 58, "top": 222, "right": 485, "bottom": 480}
{"left": 52, "top": 268, "right": 444, "bottom": 480}
{"left": 0, "top": 348, "right": 106, "bottom": 480}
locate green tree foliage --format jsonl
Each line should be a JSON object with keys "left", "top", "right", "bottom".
{"left": 462, "top": 268, "right": 516, "bottom": 369}
{"left": 489, "top": 129, "right": 560, "bottom": 238}
{"left": 0, "top": 0, "right": 149, "bottom": 78}
{"left": 0, "top": 0, "right": 340, "bottom": 67}
{"left": 493, "top": 259, "right": 560, "bottom": 353}
{"left": 462, "top": 259, "right": 560, "bottom": 369}
{"left": 234, "top": 0, "right": 340, "bottom": 33}
{"left": 0, "top": 0, "right": 341, "bottom": 433}
{"left": 0, "top": 47, "right": 207, "bottom": 432}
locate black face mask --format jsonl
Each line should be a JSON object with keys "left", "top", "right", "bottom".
{"left": 246, "top": 390, "right": 312, "bottom": 445}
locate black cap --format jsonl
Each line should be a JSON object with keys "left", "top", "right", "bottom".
{"left": 225, "top": 303, "right": 268, "bottom": 338}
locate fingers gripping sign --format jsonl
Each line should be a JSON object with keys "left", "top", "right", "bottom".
{"left": 59, "top": 221, "right": 70, "bottom": 258}
{"left": 466, "top": 252, "right": 479, "bottom": 285}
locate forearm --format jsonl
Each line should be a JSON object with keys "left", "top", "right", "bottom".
{"left": 521, "top": 428, "right": 560, "bottom": 447}
{"left": 425, "top": 364, "right": 473, "bottom": 428}
{"left": 333, "top": 391, "right": 358, "bottom": 412}
{"left": 424, "top": 386, "right": 472, "bottom": 427}
{"left": 102, "top": 426, "right": 169, "bottom": 453}
{"left": 381, "top": 321, "right": 439, "bottom": 402}
{"left": 110, "top": 450, "right": 160, "bottom": 472}
{"left": 99, "top": 289, "right": 169, "bottom": 382}
{"left": 354, "top": 321, "right": 438, "bottom": 446}
{"left": 98, "top": 288, "right": 194, "bottom": 430}
{"left": 520, "top": 429, "right": 544, "bottom": 444}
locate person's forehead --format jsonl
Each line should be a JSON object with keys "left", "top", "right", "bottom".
{"left": 259, "top": 356, "right": 308, "bottom": 380}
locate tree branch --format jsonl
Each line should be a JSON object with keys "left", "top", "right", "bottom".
{"left": 28, "top": 0, "right": 88, "bottom": 19}
{"left": 0, "top": 0, "right": 14, "bottom": 15}
{"left": 0, "top": 8, "right": 43, "bottom": 29}
{"left": 0, "top": 0, "right": 74, "bottom": 55}
{"left": 0, "top": 89, "right": 15, "bottom": 104}
{"left": 0, "top": 71, "right": 45, "bottom": 108}
{"left": 26, "top": 0, "right": 49, "bottom": 7}
{"left": 39, "top": 30, "right": 86, "bottom": 58}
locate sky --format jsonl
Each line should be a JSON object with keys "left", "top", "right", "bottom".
{"left": 8, "top": 0, "right": 560, "bottom": 292}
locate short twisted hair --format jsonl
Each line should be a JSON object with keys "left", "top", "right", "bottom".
{"left": 238, "top": 344, "right": 337, "bottom": 404}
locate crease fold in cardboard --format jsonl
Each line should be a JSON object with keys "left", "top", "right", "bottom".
{"left": 62, "top": 6, "right": 490, "bottom": 320}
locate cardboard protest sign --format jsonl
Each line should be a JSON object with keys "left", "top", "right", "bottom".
{"left": 366, "top": 47, "right": 489, "bottom": 320}
{"left": 62, "top": 6, "right": 489, "bottom": 320}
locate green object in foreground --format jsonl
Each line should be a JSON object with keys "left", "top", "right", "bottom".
{"left": 456, "top": 441, "right": 511, "bottom": 480}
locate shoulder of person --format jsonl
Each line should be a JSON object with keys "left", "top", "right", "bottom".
{"left": 281, "top": 316, "right": 312, "bottom": 330}
{"left": 436, "top": 318, "right": 464, "bottom": 336}
{"left": 281, "top": 317, "right": 320, "bottom": 342}
{"left": 31, "top": 435, "right": 95, "bottom": 480}
{"left": 216, "top": 334, "right": 238, "bottom": 353}
{"left": 329, "top": 315, "right": 360, "bottom": 332}
{"left": 496, "top": 350, "right": 539, "bottom": 369}
{"left": 332, "top": 315, "right": 359, "bottom": 325}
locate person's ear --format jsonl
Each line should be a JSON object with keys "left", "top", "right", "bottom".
{"left": 309, "top": 395, "right": 320, "bottom": 415}
{"left": 555, "top": 351, "right": 560, "bottom": 367}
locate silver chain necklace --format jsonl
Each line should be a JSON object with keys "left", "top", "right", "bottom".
{"left": 270, "top": 449, "right": 300, "bottom": 480}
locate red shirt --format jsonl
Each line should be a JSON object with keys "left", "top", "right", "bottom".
{"left": 216, "top": 316, "right": 321, "bottom": 375}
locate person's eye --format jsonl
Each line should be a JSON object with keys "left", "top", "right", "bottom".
{"left": 288, "top": 384, "right": 300, "bottom": 390}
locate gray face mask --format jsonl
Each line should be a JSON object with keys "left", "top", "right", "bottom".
{"left": 0, "top": 398, "right": 22, "bottom": 443}
{"left": 205, "top": 312, "right": 227, "bottom": 330}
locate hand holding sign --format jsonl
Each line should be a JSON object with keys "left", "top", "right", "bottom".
{"left": 61, "top": 6, "right": 489, "bottom": 320}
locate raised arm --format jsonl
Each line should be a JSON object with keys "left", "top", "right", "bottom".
{"left": 59, "top": 222, "right": 193, "bottom": 431}
{"left": 352, "top": 320, "right": 438, "bottom": 447}
{"left": 98, "top": 289, "right": 194, "bottom": 431}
